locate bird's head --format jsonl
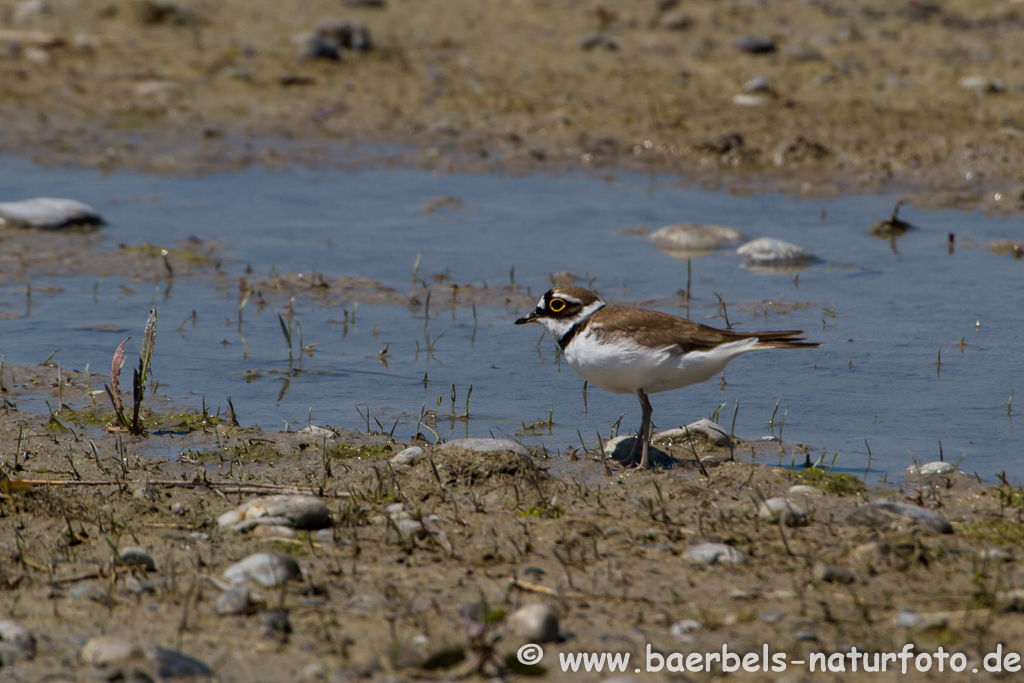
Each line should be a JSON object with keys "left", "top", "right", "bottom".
{"left": 515, "top": 286, "right": 605, "bottom": 339}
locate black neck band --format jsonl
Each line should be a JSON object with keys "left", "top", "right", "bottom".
{"left": 558, "top": 320, "right": 585, "bottom": 350}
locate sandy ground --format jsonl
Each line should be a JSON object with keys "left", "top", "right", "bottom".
{"left": 3, "top": 363, "right": 1024, "bottom": 681}
{"left": 0, "top": 0, "right": 1023, "bottom": 212}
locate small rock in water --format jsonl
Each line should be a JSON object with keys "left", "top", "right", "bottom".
{"left": 437, "top": 438, "right": 530, "bottom": 457}
{"left": 80, "top": 635, "right": 142, "bottom": 666}
{"left": 737, "top": 237, "right": 817, "bottom": 269}
{"left": 684, "top": 543, "right": 746, "bottom": 566}
{"left": 649, "top": 224, "right": 746, "bottom": 257}
{"left": 146, "top": 648, "right": 213, "bottom": 678}
{"left": 117, "top": 546, "right": 157, "bottom": 572}
{"left": 758, "top": 498, "right": 807, "bottom": 527}
{"left": 0, "top": 621, "right": 36, "bottom": 664}
{"left": 391, "top": 446, "right": 424, "bottom": 466}
{"left": 654, "top": 418, "right": 731, "bottom": 446}
{"left": 0, "top": 197, "right": 104, "bottom": 229}
{"left": 223, "top": 552, "right": 302, "bottom": 587}
{"left": 905, "top": 461, "right": 957, "bottom": 476}
{"left": 218, "top": 494, "right": 331, "bottom": 532}
{"left": 215, "top": 586, "right": 253, "bottom": 615}
{"left": 509, "top": 603, "right": 559, "bottom": 643}
{"left": 813, "top": 563, "right": 856, "bottom": 584}
{"left": 845, "top": 501, "right": 953, "bottom": 534}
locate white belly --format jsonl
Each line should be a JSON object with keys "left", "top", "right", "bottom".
{"left": 563, "top": 332, "right": 761, "bottom": 395}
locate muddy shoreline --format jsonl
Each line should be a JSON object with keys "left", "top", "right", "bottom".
{"left": 1, "top": 0, "right": 1023, "bottom": 212}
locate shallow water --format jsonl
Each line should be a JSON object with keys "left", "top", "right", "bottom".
{"left": 1, "top": 157, "right": 1021, "bottom": 483}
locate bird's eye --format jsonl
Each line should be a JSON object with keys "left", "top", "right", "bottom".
{"left": 549, "top": 298, "right": 567, "bottom": 312}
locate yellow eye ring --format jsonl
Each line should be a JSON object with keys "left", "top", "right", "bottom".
{"left": 549, "top": 298, "right": 566, "bottom": 312}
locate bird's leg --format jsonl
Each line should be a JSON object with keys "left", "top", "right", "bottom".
{"left": 637, "top": 388, "right": 653, "bottom": 470}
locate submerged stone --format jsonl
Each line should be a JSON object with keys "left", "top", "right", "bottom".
{"left": 649, "top": 223, "right": 746, "bottom": 256}
{"left": 737, "top": 237, "right": 817, "bottom": 267}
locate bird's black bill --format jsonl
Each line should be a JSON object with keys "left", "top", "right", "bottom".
{"left": 514, "top": 311, "right": 538, "bottom": 325}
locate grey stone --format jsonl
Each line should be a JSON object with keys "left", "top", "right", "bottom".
{"left": 743, "top": 76, "right": 772, "bottom": 93}
{"left": 683, "top": 543, "right": 746, "bottom": 566}
{"left": 654, "top": 418, "right": 731, "bottom": 446}
{"left": 318, "top": 20, "right": 373, "bottom": 51}
{"left": 261, "top": 609, "right": 292, "bottom": 639}
{"left": 437, "top": 438, "right": 529, "bottom": 457}
{"left": 732, "top": 35, "right": 776, "bottom": 54}
{"left": 997, "top": 588, "right": 1024, "bottom": 612}
{"left": 669, "top": 619, "right": 701, "bottom": 637}
{"left": 758, "top": 498, "right": 808, "bottom": 527}
{"left": 295, "top": 32, "right": 342, "bottom": 61}
{"left": 215, "top": 586, "right": 253, "bottom": 615}
{"left": 580, "top": 32, "right": 619, "bottom": 51}
{"left": 117, "top": 546, "right": 157, "bottom": 572}
{"left": 0, "top": 197, "right": 103, "bottom": 229}
{"left": 223, "top": 552, "right": 301, "bottom": 587}
{"left": 0, "top": 620, "right": 35, "bottom": 664}
{"left": 80, "top": 635, "right": 141, "bottom": 666}
{"left": 509, "top": 603, "right": 559, "bottom": 643}
{"left": 218, "top": 494, "right": 331, "bottom": 532}
{"left": 787, "top": 485, "right": 825, "bottom": 496}
{"left": 391, "top": 446, "right": 425, "bottom": 466}
{"left": 891, "top": 609, "right": 949, "bottom": 630}
{"left": 813, "top": 563, "right": 856, "bottom": 584}
{"left": 845, "top": 501, "right": 953, "bottom": 534}
{"left": 297, "top": 425, "right": 336, "bottom": 437}
{"left": 980, "top": 547, "right": 1013, "bottom": 563}
{"left": 794, "top": 631, "right": 818, "bottom": 641}
{"left": 145, "top": 648, "right": 212, "bottom": 678}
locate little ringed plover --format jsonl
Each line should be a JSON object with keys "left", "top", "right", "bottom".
{"left": 515, "top": 286, "right": 819, "bottom": 469}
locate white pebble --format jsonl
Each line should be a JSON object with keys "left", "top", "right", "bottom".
{"left": 223, "top": 552, "right": 301, "bottom": 587}
{"left": 509, "top": 603, "right": 559, "bottom": 643}
{"left": 758, "top": 497, "right": 808, "bottom": 527}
